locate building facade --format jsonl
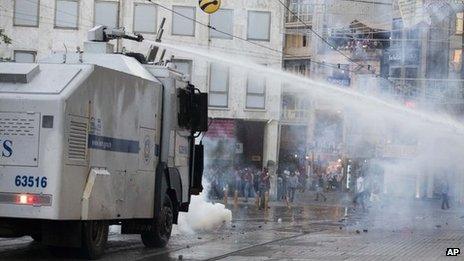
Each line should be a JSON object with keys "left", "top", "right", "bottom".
{"left": 387, "top": 0, "right": 464, "bottom": 201}
{"left": 280, "top": 0, "right": 393, "bottom": 189}
{"left": 281, "top": 0, "right": 464, "bottom": 201}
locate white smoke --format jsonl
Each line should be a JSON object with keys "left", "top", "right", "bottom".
{"left": 174, "top": 183, "right": 232, "bottom": 234}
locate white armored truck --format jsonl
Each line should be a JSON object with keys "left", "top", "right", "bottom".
{"left": 0, "top": 27, "right": 207, "bottom": 259}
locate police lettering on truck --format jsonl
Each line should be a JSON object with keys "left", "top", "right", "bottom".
{"left": 1, "top": 140, "right": 12, "bottom": 157}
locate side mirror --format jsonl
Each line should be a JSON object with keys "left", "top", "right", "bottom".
{"left": 191, "top": 93, "right": 208, "bottom": 132}
{"left": 177, "top": 87, "right": 208, "bottom": 132}
{"left": 191, "top": 144, "right": 204, "bottom": 195}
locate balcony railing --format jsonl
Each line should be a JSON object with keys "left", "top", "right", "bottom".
{"left": 286, "top": 14, "right": 312, "bottom": 24}
{"left": 336, "top": 43, "right": 383, "bottom": 61}
{"left": 387, "top": 78, "right": 464, "bottom": 104}
{"left": 281, "top": 108, "right": 311, "bottom": 122}
{"left": 382, "top": 144, "right": 417, "bottom": 158}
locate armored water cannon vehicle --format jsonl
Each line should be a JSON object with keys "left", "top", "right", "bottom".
{"left": 0, "top": 26, "right": 207, "bottom": 259}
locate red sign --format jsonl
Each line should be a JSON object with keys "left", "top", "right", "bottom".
{"left": 205, "top": 119, "right": 235, "bottom": 138}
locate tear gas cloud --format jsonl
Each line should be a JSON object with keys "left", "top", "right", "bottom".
{"left": 175, "top": 181, "right": 232, "bottom": 234}
{"left": 175, "top": 136, "right": 233, "bottom": 234}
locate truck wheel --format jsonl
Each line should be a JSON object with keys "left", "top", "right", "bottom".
{"left": 31, "top": 234, "right": 42, "bottom": 243}
{"left": 80, "top": 221, "right": 108, "bottom": 260}
{"left": 141, "top": 196, "right": 173, "bottom": 248}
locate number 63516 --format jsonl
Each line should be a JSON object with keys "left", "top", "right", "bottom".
{"left": 14, "top": 175, "right": 47, "bottom": 188}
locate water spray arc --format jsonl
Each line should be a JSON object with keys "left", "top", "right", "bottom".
{"left": 148, "top": 40, "right": 464, "bottom": 137}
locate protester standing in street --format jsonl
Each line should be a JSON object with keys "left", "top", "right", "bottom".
{"left": 354, "top": 174, "right": 366, "bottom": 211}
{"left": 315, "top": 175, "right": 327, "bottom": 202}
{"left": 441, "top": 178, "right": 450, "bottom": 210}
{"left": 243, "top": 168, "right": 253, "bottom": 202}
{"left": 282, "top": 170, "right": 290, "bottom": 202}
{"left": 253, "top": 169, "right": 261, "bottom": 208}
{"left": 259, "top": 167, "right": 270, "bottom": 210}
{"left": 288, "top": 172, "right": 299, "bottom": 203}
{"left": 233, "top": 168, "right": 242, "bottom": 205}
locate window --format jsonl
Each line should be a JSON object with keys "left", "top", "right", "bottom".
{"left": 390, "top": 67, "right": 401, "bottom": 78}
{"left": 172, "top": 6, "right": 195, "bottom": 36}
{"left": 209, "top": 63, "right": 229, "bottom": 107}
{"left": 287, "top": 0, "right": 312, "bottom": 23}
{"left": 451, "top": 49, "right": 462, "bottom": 72}
{"left": 14, "top": 50, "right": 36, "bottom": 63}
{"left": 284, "top": 59, "right": 311, "bottom": 77}
{"left": 285, "top": 34, "right": 307, "bottom": 48}
{"left": 456, "top": 12, "right": 463, "bottom": 35}
{"left": 133, "top": 3, "right": 157, "bottom": 34}
{"left": 391, "top": 18, "right": 403, "bottom": 47}
{"left": 172, "top": 59, "right": 192, "bottom": 80}
{"left": 55, "top": 0, "right": 79, "bottom": 29}
{"left": 247, "top": 11, "right": 271, "bottom": 41}
{"left": 94, "top": 1, "right": 119, "bottom": 29}
{"left": 404, "top": 67, "right": 418, "bottom": 79}
{"left": 285, "top": 34, "right": 296, "bottom": 48}
{"left": 246, "top": 75, "right": 266, "bottom": 109}
{"left": 14, "top": 0, "right": 39, "bottom": 27}
{"left": 210, "top": 9, "right": 233, "bottom": 39}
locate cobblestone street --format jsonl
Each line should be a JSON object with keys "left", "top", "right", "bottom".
{"left": 0, "top": 192, "right": 463, "bottom": 260}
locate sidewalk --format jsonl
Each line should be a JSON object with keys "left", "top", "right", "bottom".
{"left": 220, "top": 190, "right": 354, "bottom": 208}
{"left": 218, "top": 193, "right": 464, "bottom": 260}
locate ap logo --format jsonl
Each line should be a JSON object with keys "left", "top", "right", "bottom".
{"left": 446, "top": 248, "right": 460, "bottom": 256}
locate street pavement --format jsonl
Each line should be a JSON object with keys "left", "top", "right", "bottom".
{"left": 0, "top": 191, "right": 463, "bottom": 260}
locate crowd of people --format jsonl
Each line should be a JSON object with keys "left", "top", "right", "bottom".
{"left": 204, "top": 165, "right": 271, "bottom": 209}
{"left": 276, "top": 163, "right": 344, "bottom": 204}
{"left": 277, "top": 170, "right": 308, "bottom": 203}
{"left": 204, "top": 162, "right": 454, "bottom": 213}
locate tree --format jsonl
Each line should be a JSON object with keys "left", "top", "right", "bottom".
{"left": 0, "top": 29, "right": 12, "bottom": 62}
{"left": 0, "top": 29, "right": 11, "bottom": 45}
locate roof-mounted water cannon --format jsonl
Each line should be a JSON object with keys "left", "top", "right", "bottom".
{"left": 87, "top": 25, "right": 144, "bottom": 43}
{"left": 85, "top": 25, "right": 144, "bottom": 55}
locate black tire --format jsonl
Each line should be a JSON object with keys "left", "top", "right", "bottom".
{"left": 141, "top": 196, "right": 174, "bottom": 248}
{"left": 79, "top": 220, "right": 109, "bottom": 260}
{"left": 30, "top": 233, "right": 42, "bottom": 243}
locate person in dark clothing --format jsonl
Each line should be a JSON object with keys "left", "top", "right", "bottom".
{"left": 287, "top": 172, "right": 299, "bottom": 203}
{"left": 259, "top": 168, "right": 270, "bottom": 209}
{"left": 253, "top": 169, "right": 261, "bottom": 208}
{"left": 281, "top": 170, "right": 290, "bottom": 202}
{"left": 315, "top": 175, "right": 327, "bottom": 202}
{"left": 243, "top": 168, "right": 253, "bottom": 202}
{"left": 441, "top": 179, "right": 450, "bottom": 210}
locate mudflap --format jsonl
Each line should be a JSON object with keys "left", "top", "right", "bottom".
{"left": 42, "top": 221, "right": 82, "bottom": 247}
{"left": 154, "top": 163, "right": 168, "bottom": 222}
{"left": 154, "top": 163, "right": 181, "bottom": 225}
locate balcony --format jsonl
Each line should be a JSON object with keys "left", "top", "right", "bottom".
{"left": 382, "top": 144, "right": 417, "bottom": 159}
{"left": 284, "top": 27, "right": 312, "bottom": 56}
{"left": 387, "top": 78, "right": 464, "bottom": 105}
{"left": 336, "top": 41, "right": 384, "bottom": 61}
{"left": 281, "top": 109, "right": 311, "bottom": 123}
{"left": 286, "top": 14, "right": 312, "bottom": 27}
{"left": 281, "top": 92, "right": 311, "bottom": 123}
